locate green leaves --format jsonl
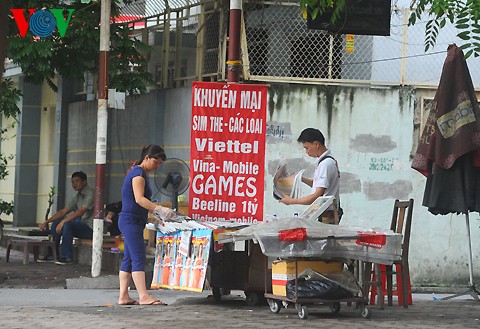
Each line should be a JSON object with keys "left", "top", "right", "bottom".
{"left": 7, "top": 0, "right": 153, "bottom": 94}
{"left": 0, "top": 154, "right": 14, "bottom": 181}
{"left": 0, "top": 200, "right": 14, "bottom": 216}
{"left": 409, "top": 0, "right": 480, "bottom": 58}
{"left": 109, "top": 27, "right": 154, "bottom": 95}
{"left": 8, "top": 36, "right": 56, "bottom": 89}
{"left": 424, "top": 19, "right": 440, "bottom": 52}
{"left": 0, "top": 79, "right": 21, "bottom": 119}
{"left": 0, "top": 152, "right": 15, "bottom": 216}
{"left": 0, "top": 149, "right": 15, "bottom": 217}
{"left": 300, "top": 0, "right": 345, "bottom": 23}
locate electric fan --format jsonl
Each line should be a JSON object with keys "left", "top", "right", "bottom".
{"left": 154, "top": 158, "right": 190, "bottom": 212}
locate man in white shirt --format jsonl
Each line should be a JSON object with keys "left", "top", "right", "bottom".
{"left": 280, "top": 128, "right": 341, "bottom": 223}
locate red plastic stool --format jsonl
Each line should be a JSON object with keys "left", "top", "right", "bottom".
{"left": 370, "top": 264, "right": 412, "bottom": 306}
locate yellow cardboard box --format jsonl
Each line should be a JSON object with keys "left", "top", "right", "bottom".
{"left": 271, "top": 260, "right": 343, "bottom": 296}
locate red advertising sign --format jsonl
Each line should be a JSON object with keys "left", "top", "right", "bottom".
{"left": 189, "top": 82, "right": 268, "bottom": 223}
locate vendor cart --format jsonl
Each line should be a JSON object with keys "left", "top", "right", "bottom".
{"left": 264, "top": 257, "right": 371, "bottom": 320}
{"left": 218, "top": 206, "right": 403, "bottom": 320}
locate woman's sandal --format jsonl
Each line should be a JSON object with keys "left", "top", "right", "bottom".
{"left": 119, "top": 300, "right": 139, "bottom": 305}
{"left": 142, "top": 300, "right": 167, "bottom": 306}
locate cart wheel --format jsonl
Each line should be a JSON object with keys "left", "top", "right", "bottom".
{"left": 329, "top": 302, "right": 341, "bottom": 314}
{"left": 268, "top": 299, "right": 281, "bottom": 314}
{"left": 212, "top": 287, "right": 222, "bottom": 302}
{"left": 298, "top": 305, "right": 308, "bottom": 319}
{"left": 245, "top": 291, "right": 260, "bottom": 306}
{"left": 361, "top": 305, "right": 372, "bottom": 319}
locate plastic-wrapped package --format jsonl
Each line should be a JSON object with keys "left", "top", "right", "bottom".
{"left": 286, "top": 277, "right": 352, "bottom": 299}
{"left": 298, "top": 269, "right": 363, "bottom": 296}
{"left": 218, "top": 217, "right": 402, "bottom": 264}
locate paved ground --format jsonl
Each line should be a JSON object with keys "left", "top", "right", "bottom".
{"left": 2, "top": 246, "right": 480, "bottom": 328}
{"left": 0, "top": 246, "right": 110, "bottom": 289}
{"left": 1, "top": 289, "right": 479, "bottom": 329}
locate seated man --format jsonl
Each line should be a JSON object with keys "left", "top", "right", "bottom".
{"left": 39, "top": 171, "right": 94, "bottom": 265}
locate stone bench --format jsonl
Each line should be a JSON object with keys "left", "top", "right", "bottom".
{"left": 5, "top": 238, "right": 57, "bottom": 264}
{"left": 73, "top": 236, "right": 119, "bottom": 271}
{"left": 73, "top": 236, "right": 117, "bottom": 249}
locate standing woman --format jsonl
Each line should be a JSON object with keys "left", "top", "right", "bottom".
{"left": 118, "top": 144, "right": 175, "bottom": 305}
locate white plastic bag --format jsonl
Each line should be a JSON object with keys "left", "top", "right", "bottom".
{"left": 152, "top": 205, "right": 176, "bottom": 221}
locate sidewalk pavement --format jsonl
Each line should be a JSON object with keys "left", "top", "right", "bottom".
{"left": 2, "top": 246, "right": 480, "bottom": 328}
{"left": 1, "top": 289, "right": 479, "bottom": 329}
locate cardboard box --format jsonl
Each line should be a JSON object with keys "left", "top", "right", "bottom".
{"left": 271, "top": 260, "right": 343, "bottom": 296}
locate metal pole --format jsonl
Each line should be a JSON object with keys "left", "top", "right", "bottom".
{"left": 465, "top": 212, "right": 475, "bottom": 287}
{"left": 92, "top": 0, "right": 111, "bottom": 277}
{"left": 439, "top": 211, "right": 479, "bottom": 301}
{"left": 328, "top": 35, "right": 334, "bottom": 79}
{"left": 227, "top": 0, "right": 242, "bottom": 83}
{"left": 400, "top": 8, "right": 409, "bottom": 85}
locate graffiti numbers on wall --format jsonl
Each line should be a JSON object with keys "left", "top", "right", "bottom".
{"left": 369, "top": 157, "right": 397, "bottom": 171}
{"left": 266, "top": 124, "right": 285, "bottom": 139}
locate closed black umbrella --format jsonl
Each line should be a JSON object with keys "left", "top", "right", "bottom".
{"left": 412, "top": 44, "right": 480, "bottom": 300}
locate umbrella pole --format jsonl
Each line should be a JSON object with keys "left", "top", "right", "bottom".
{"left": 466, "top": 212, "right": 476, "bottom": 288}
{"left": 439, "top": 212, "right": 479, "bottom": 301}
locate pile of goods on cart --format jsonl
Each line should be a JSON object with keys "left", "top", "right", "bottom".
{"left": 218, "top": 210, "right": 403, "bottom": 319}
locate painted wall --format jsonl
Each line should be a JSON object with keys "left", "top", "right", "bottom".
{"left": 64, "top": 88, "right": 191, "bottom": 207}
{"left": 0, "top": 79, "right": 55, "bottom": 223}
{"left": 0, "top": 116, "right": 17, "bottom": 223}
{"left": 37, "top": 82, "right": 57, "bottom": 221}
{"left": 13, "top": 80, "right": 476, "bottom": 286}
{"left": 263, "top": 83, "right": 479, "bottom": 287}
{"left": 93, "top": 82, "right": 477, "bottom": 287}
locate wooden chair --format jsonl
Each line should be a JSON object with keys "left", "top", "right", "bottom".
{"left": 380, "top": 199, "right": 414, "bottom": 308}
{"left": 363, "top": 261, "right": 384, "bottom": 309}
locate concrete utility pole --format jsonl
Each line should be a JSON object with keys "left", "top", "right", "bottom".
{"left": 227, "top": 0, "right": 242, "bottom": 83}
{"left": 92, "top": 0, "right": 111, "bottom": 277}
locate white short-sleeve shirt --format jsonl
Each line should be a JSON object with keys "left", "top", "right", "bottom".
{"left": 313, "top": 149, "right": 340, "bottom": 208}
